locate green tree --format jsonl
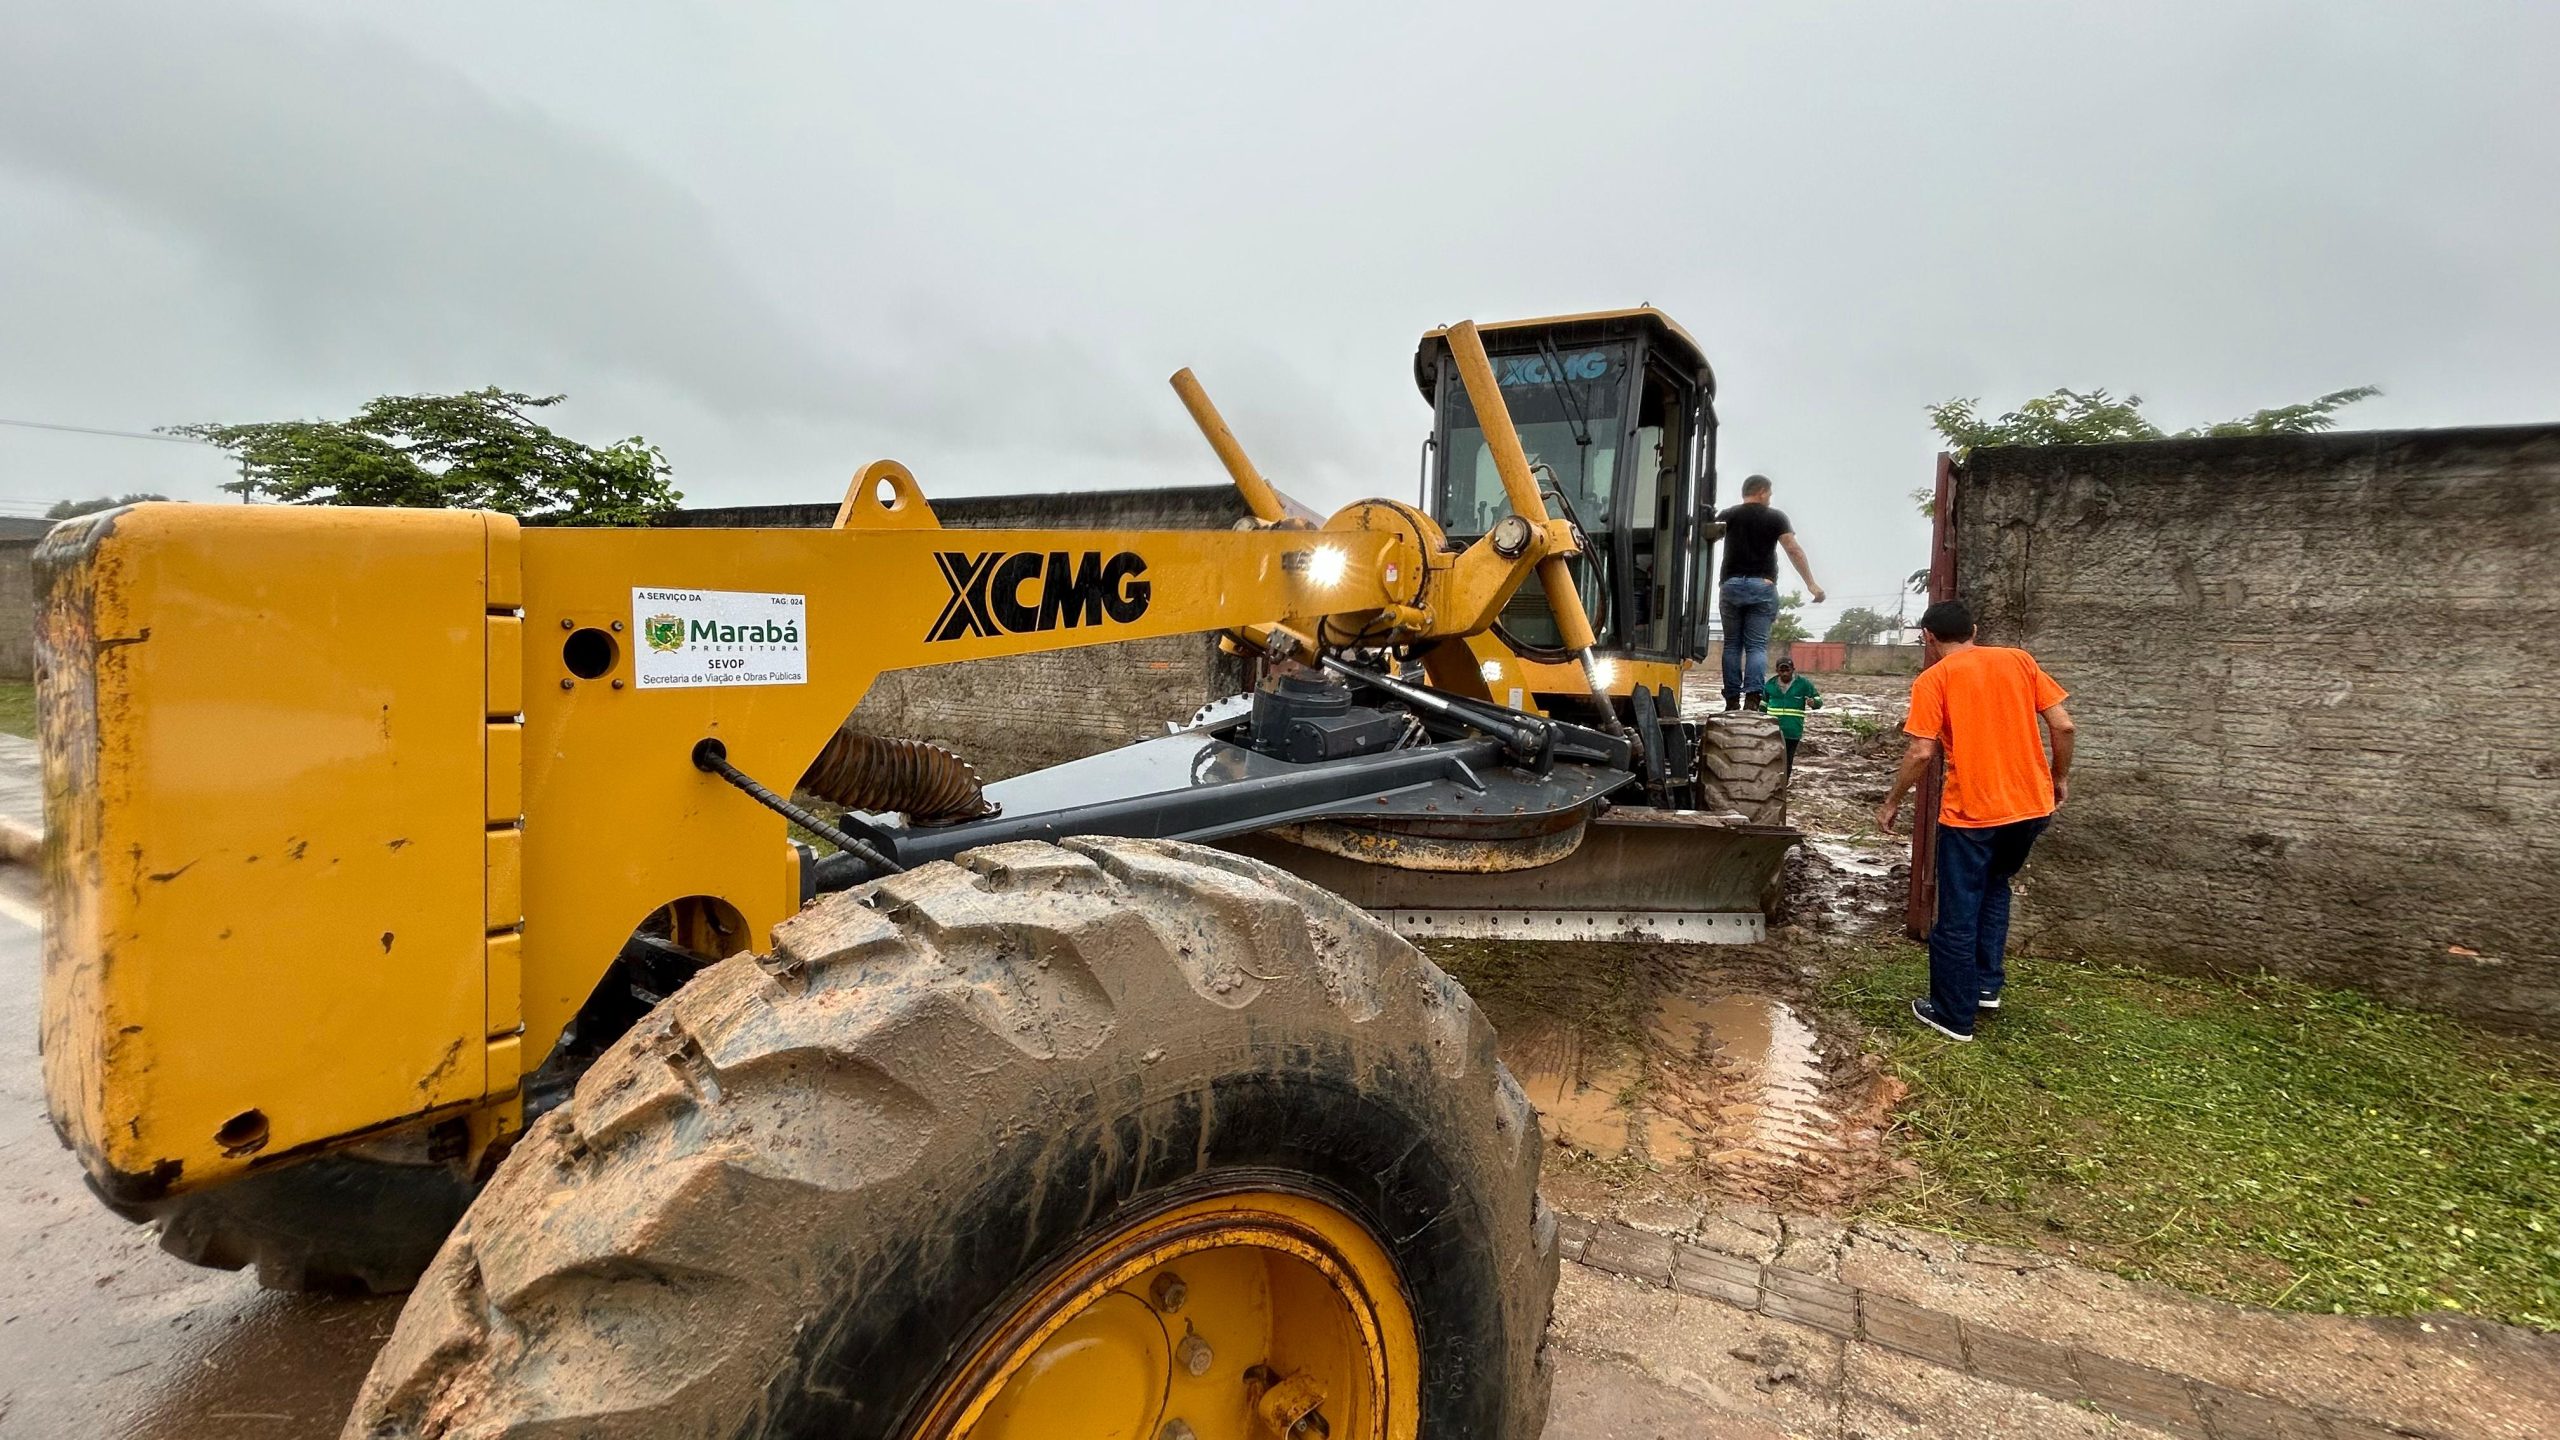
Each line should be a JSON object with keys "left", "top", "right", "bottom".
{"left": 1929, "top": 384, "right": 2380, "bottom": 454}
{"left": 1770, "top": 590, "right": 1809, "bottom": 645}
{"left": 1927, "top": 388, "right": 2169, "bottom": 451}
{"left": 1823, "top": 606, "right": 1894, "bottom": 645}
{"left": 169, "top": 388, "right": 679, "bottom": 526}
{"left": 47, "top": 492, "right": 168, "bottom": 519}
{"left": 1915, "top": 384, "right": 2380, "bottom": 514}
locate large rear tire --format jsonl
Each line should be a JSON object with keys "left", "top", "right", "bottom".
{"left": 348, "top": 837, "right": 1557, "bottom": 1439}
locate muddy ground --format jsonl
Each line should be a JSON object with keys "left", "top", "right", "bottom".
{"left": 1428, "top": 670, "right": 1923, "bottom": 1224}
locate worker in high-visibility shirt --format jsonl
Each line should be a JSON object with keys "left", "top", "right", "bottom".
{"left": 1763, "top": 655, "right": 1822, "bottom": 775}
{"left": 1877, "top": 599, "right": 2077, "bottom": 1043}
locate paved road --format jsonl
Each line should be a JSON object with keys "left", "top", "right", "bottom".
{"left": 0, "top": 867, "right": 395, "bottom": 1439}
{"left": 0, "top": 737, "right": 39, "bottom": 842}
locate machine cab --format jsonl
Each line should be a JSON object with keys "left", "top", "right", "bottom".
{"left": 1414, "top": 309, "right": 1719, "bottom": 706}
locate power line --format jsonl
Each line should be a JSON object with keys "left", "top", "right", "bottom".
{"left": 0, "top": 415, "right": 246, "bottom": 512}
{"left": 0, "top": 416, "right": 210, "bottom": 446}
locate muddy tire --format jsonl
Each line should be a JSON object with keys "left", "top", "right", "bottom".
{"left": 1702, "top": 711, "right": 1789, "bottom": 825}
{"left": 148, "top": 1155, "right": 475, "bottom": 1295}
{"left": 349, "top": 837, "right": 1557, "bottom": 1439}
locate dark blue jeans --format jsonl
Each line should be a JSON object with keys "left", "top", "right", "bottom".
{"left": 1929, "top": 815, "right": 2050, "bottom": 1034}
{"left": 1719, "top": 576, "right": 1778, "bottom": 702}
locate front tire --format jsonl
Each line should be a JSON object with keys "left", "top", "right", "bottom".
{"left": 1702, "top": 711, "right": 1790, "bottom": 825}
{"left": 349, "top": 837, "right": 1556, "bottom": 1438}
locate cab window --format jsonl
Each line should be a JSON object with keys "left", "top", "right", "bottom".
{"left": 1436, "top": 343, "right": 1628, "bottom": 536}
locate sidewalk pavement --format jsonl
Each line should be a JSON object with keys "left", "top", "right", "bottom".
{"left": 0, "top": 733, "right": 37, "bottom": 863}
{"left": 1547, "top": 1206, "right": 2560, "bottom": 1440}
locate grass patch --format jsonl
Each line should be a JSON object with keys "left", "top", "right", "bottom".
{"left": 1826, "top": 945, "right": 2560, "bottom": 1329}
{"left": 0, "top": 681, "right": 32, "bottom": 739}
{"left": 1836, "top": 712, "right": 1888, "bottom": 743}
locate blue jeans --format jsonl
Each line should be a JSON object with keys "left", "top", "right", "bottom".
{"left": 1719, "top": 576, "right": 1778, "bottom": 702}
{"left": 1929, "top": 816, "right": 2049, "bottom": 1034}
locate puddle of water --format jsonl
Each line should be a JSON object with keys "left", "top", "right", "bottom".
{"left": 1807, "top": 838, "right": 1896, "bottom": 879}
{"left": 1694, "top": 995, "right": 1833, "bottom": 1168}
{"left": 1635, "top": 995, "right": 1719, "bottom": 1166}
{"left": 1504, "top": 991, "right": 1836, "bottom": 1171}
{"left": 1505, "top": 1015, "right": 1646, "bottom": 1159}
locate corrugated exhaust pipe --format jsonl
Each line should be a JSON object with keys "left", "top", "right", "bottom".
{"left": 797, "top": 727, "right": 996, "bottom": 824}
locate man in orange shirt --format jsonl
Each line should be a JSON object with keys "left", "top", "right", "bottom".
{"left": 1878, "top": 600, "right": 2077, "bottom": 1041}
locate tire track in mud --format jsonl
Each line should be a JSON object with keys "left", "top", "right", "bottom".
{"left": 1430, "top": 673, "right": 1921, "bottom": 1211}
{"left": 1424, "top": 940, "right": 1905, "bottom": 1211}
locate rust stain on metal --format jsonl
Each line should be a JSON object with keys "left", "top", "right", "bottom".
{"left": 1272, "top": 814, "right": 1588, "bottom": 874}
{"left": 414, "top": 1038, "right": 466, "bottom": 1099}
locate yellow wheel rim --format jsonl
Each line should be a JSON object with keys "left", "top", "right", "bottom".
{"left": 913, "top": 1189, "right": 1421, "bottom": 1440}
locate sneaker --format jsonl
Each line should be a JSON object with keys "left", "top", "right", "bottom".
{"left": 1910, "top": 998, "right": 1975, "bottom": 1042}
{"left": 1977, "top": 992, "right": 2002, "bottom": 1012}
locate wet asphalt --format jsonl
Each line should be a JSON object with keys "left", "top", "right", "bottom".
{"left": 0, "top": 867, "right": 392, "bottom": 1439}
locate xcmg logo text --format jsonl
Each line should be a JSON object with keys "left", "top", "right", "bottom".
{"left": 928, "top": 550, "right": 1151, "bottom": 642}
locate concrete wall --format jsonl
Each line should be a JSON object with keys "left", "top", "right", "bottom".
{"left": 1954, "top": 424, "right": 2560, "bottom": 1031}
{"left": 0, "top": 539, "right": 35, "bottom": 680}
{"left": 662, "top": 486, "right": 1254, "bottom": 780}
{"left": 662, "top": 485, "right": 1254, "bottom": 534}
{"left": 1840, "top": 642, "right": 1924, "bottom": 676}
{"left": 1702, "top": 640, "right": 1923, "bottom": 679}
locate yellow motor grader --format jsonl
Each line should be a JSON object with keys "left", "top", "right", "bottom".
{"left": 36, "top": 313, "right": 1793, "bottom": 1439}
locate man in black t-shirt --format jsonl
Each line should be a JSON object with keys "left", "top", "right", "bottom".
{"left": 1714, "top": 474, "right": 1825, "bottom": 710}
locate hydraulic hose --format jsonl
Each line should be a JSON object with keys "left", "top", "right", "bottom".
{"left": 693, "top": 738, "right": 904, "bottom": 876}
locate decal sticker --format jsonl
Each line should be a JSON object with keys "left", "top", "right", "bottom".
{"left": 630, "top": 587, "right": 808, "bottom": 689}
{"left": 1497, "top": 349, "right": 1610, "bottom": 386}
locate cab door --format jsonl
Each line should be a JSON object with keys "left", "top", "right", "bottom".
{"left": 1683, "top": 395, "right": 1721, "bottom": 661}
{"left": 1619, "top": 351, "right": 1706, "bottom": 664}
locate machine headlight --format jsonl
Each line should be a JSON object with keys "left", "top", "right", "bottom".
{"left": 1306, "top": 544, "right": 1349, "bottom": 588}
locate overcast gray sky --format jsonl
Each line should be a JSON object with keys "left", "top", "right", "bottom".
{"left": 3, "top": 1, "right": 2554, "bottom": 630}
